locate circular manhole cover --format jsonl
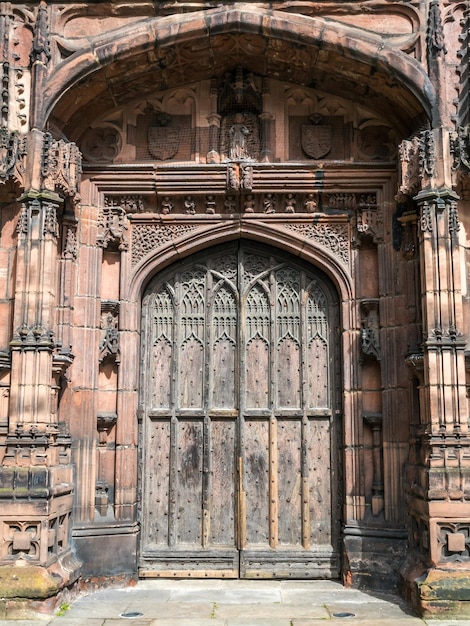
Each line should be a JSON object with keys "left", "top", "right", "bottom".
{"left": 120, "top": 611, "right": 145, "bottom": 619}
{"left": 332, "top": 612, "right": 356, "bottom": 618}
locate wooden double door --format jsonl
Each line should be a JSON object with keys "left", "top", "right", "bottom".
{"left": 139, "top": 243, "right": 341, "bottom": 578}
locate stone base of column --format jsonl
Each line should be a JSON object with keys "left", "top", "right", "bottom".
{"left": 0, "top": 549, "right": 81, "bottom": 618}
{"left": 343, "top": 524, "right": 407, "bottom": 590}
{"left": 400, "top": 557, "right": 470, "bottom": 617}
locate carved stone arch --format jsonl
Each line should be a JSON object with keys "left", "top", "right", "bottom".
{"left": 42, "top": 8, "right": 434, "bottom": 135}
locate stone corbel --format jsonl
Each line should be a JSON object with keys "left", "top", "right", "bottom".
{"left": 360, "top": 298, "right": 380, "bottom": 362}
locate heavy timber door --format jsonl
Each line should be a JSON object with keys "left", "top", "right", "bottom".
{"left": 139, "top": 243, "right": 341, "bottom": 578}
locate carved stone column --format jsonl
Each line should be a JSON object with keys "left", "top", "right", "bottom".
{"left": 400, "top": 187, "right": 470, "bottom": 613}
{"left": 0, "top": 129, "right": 82, "bottom": 600}
{"left": 0, "top": 193, "right": 79, "bottom": 599}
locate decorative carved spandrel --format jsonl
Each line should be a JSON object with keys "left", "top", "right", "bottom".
{"left": 283, "top": 222, "right": 350, "bottom": 266}
{"left": 131, "top": 223, "right": 200, "bottom": 266}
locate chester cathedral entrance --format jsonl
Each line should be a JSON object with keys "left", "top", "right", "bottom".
{"left": 1, "top": 1, "right": 470, "bottom": 618}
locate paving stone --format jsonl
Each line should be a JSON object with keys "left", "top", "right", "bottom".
{"left": 215, "top": 602, "right": 329, "bottom": 619}
{"left": 325, "top": 600, "right": 418, "bottom": 620}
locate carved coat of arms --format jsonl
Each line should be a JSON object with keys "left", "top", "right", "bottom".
{"left": 301, "top": 119, "right": 332, "bottom": 159}
{"left": 148, "top": 112, "right": 180, "bottom": 161}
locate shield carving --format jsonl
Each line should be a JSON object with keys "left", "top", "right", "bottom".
{"left": 301, "top": 124, "right": 332, "bottom": 159}
{"left": 148, "top": 125, "right": 180, "bottom": 161}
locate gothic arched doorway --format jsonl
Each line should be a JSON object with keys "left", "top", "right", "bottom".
{"left": 139, "top": 242, "right": 342, "bottom": 578}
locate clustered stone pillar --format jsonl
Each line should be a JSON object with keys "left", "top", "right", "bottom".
{"left": 0, "top": 123, "right": 82, "bottom": 601}
{"left": 401, "top": 183, "right": 470, "bottom": 612}
{"left": 0, "top": 192, "right": 79, "bottom": 599}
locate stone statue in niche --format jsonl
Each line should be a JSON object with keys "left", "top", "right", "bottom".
{"left": 220, "top": 112, "right": 260, "bottom": 161}
{"left": 229, "top": 113, "right": 250, "bottom": 159}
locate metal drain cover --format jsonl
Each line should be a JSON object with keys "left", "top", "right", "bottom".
{"left": 332, "top": 612, "right": 356, "bottom": 618}
{"left": 120, "top": 611, "right": 144, "bottom": 619}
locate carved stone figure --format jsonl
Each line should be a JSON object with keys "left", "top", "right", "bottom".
{"left": 229, "top": 113, "right": 250, "bottom": 160}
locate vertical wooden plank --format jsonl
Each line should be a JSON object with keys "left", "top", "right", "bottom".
{"left": 143, "top": 418, "right": 171, "bottom": 547}
{"left": 308, "top": 417, "right": 332, "bottom": 546}
{"left": 277, "top": 338, "right": 301, "bottom": 408}
{"left": 269, "top": 414, "right": 279, "bottom": 548}
{"left": 244, "top": 418, "right": 269, "bottom": 545}
{"left": 179, "top": 338, "right": 204, "bottom": 408}
{"left": 307, "top": 339, "right": 329, "bottom": 407}
{"left": 301, "top": 414, "right": 310, "bottom": 549}
{"left": 175, "top": 419, "right": 203, "bottom": 546}
{"left": 245, "top": 339, "right": 269, "bottom": 408}
{"left": 202, "top": 414, "right": 210, "bottom": 548}
{"left": 238, "top": 455, "right": 246, "bottom": 549}
{"left": 277, "top": 418, "right": 302, "bottom": 546}
{"left": 152, "top": 339, "right": 172, "bottom": 408}
{"left": 210, "top": 418, "right": 236, "bottom": 546}
{"left": 168, "top": 414, "right": 177, "bottom": 547}
{"left": 306, "top": 283, "right": 330, "bottom": 408}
